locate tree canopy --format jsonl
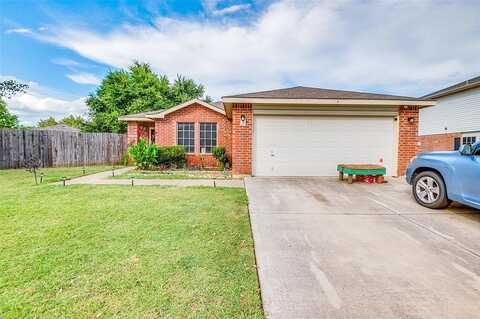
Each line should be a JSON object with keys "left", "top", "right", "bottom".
{"left": 86, "top": 62, "right": 205, "bottom": 133}
{"left": 0, "top": 80, "right": 28, "bottom": 99}
{"left": 37, "top": 116, "right": 58, "bottom": 128}
{"left": 0, "top": 79, "right": 28, "bottom": 128}
{"left": 0, "top": 99, "right": 19, "bottom": 128}
{"left": 38, "top": 115, "right": 87, "bottom": 129}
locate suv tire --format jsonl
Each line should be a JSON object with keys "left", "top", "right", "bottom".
{"left": 412, "top": 171, "right": 450, "bottom": 209}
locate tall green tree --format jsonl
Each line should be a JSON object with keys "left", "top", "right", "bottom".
{"left": 0, "top": 79, "right": 28, "bottom": 128}
{"left": 0, "top": 80, "right": 28, "bottom": 98}
{"left": 170, "top": 75, "right": 206, "bottom": 105}
{"left": 0, "top": 99, "right": 19, "bottom": 128}
{"left": 86, "top": 62, "right": 205, "bottom": 133}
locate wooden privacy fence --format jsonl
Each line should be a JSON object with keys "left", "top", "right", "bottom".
{"left": 0, "top": 129, "right": 128, "bottom": 169}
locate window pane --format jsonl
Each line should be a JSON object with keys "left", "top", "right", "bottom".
{"left": 200, "top": 122, "right": 217, "bottom": 153}
{"left": 454, "top": 137, "right": 461, "bottom": 151}
{"left": 177, "top": 122, "right": 195, "bottom": 153}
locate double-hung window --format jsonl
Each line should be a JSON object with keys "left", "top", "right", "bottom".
{"left": 200, "top": 122, "right": 217, "bottom": 153}
{"left": 177, "top": 123, "right": 195, "bottom": 153}
{"left": 463, "top": 136, "right": 477, "bottom": 145}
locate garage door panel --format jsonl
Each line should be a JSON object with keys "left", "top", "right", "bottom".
{"left": 253, "top": 116, "right": 396, "bottom": 176}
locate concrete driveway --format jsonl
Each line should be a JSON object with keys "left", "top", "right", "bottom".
{"left": 245, "top": 177, "right": 480, "bottom": 319}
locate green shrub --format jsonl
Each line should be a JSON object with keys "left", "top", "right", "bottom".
{"left": 212, "top": 146, "right": 229, "bottom": 169}
{"left": 157, "top": 145, "right": 186, "bottom": 168}
{"left": 128, "top": 139, "right": 158, "bottom": 169}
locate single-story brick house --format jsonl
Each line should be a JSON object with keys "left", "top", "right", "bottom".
{"left": 419, "top": 76, "right": 480, "bottom": 152}
{"left": 120, "top": 86, "right": 435, "bottom": 176}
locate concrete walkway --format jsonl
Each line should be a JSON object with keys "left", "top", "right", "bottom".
{"left": 64, "top": 167, "right": 245, "bottom": 188}
{"left": 246, "top": 177, "right": 480, "bottom": 319}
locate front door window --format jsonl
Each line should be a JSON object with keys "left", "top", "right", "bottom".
{"left": 150, "top": 128, "right": 155, "bottom": 144}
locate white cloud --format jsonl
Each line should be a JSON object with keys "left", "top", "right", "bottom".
{"left": 5, "top": 28, "right": 33, "bottom": 34}
{"left": 33, "top": 0, "right": 480, "bottom": 98}
{"left": 1, "top": 76, "right": 88, "bottom": 126}
{"left": 51, "top": 58, "right": 80, "bottom": 67}
{"left": 212, "top": 4, "right": 251, "bottom": 16}
{"left": 202, "top": 0, "right": 221, "bottom": 13}
{"left": 66, "top": 72, "right": 101, "bottom": 85}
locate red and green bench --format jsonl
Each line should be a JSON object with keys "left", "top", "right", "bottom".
{"left": 337, "top": 164, "right": 386, "bottom": 184}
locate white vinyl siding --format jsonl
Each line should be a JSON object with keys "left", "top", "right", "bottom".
{"left": 419, "top": 86, "right": 480, "bottom": 135}
{"left": 253, "top": 115, "right": 396, "bottom": 176}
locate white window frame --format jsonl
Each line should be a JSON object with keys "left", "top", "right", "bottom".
{"left": 177, "top": 122, "right": 195, "bottom": 153}
{"left": 462, "top": 136, "right": 477, "bottom": 145}
{"left": 200, "top": 122, "right": 217, "bottom": 154}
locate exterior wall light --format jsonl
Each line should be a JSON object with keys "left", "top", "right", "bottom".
{"left": 408, "top": 117, "right": 415, "bottom": 124}
{"left": 240, "top": 114, "right": 247, "bottom": 127}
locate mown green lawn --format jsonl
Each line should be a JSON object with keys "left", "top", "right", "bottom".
{"left": 0, "top": 167, "right": 263, "bottom": 318}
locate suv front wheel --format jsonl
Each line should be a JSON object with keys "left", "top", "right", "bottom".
{"left": 412, "top": 171, "right": 450, "bottom": 209}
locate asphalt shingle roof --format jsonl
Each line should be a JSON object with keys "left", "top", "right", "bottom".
{"left": 223, "top": 86, "right": 422, "bottom": 101}
{"left": 118, "top": 101, "right": 224, "bottom": 120}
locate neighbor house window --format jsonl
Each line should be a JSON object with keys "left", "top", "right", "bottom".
{"left": 200, "top": 122, "right": 217, "bottom": 153}
{"left": 177, "top": 123, "right": 195, "bottom": 153}
{"left": 463, "top": 136, "right": 477, "bottom": 145}
{"left": 454, "top": 137, "right": 461, "bottom": 151}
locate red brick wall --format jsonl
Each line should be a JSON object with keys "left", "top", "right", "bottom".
{"left": 127, "top": 122, "right": 138, "bottom": 145}
{"left": 154, "top": 103, "right": 232, "bottom": 168}
{"left": 419, "top": 133, "right": 460, "bottom": 152}
{"left": 397, "top": 106, "right": 419, "bottom": 176}
{"left": 127, "top": 122, "right": 153, "bottom": 145}
{"left": 231, "top": 103, "right": 253, "bottom": 175}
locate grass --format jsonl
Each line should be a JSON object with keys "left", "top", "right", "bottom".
{"left": 0, "top": 167, "right": 263, "bottom": 318}
{"left": 111, "top": 169, "right": 236, "bottom": 180}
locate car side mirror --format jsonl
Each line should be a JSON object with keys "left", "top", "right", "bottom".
{"left": 459, "top": 144, "right": 473, "bottom": 156}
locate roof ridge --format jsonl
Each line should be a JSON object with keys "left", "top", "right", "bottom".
{"left": 223, "top": 85, "right": 419, "bottom": 100}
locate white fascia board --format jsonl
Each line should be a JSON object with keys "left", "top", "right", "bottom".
{"left": 118, "top": 117, "right": 154, "bottom": 122}
{"left": 253, "top": 109, "right": 398, "bottom": 117}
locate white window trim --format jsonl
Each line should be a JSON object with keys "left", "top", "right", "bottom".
{"left": 200, "top": 122, "right": 218, "bottom": 154}
{"left": 176, "top": 122, "right": 195, "bottom": 154}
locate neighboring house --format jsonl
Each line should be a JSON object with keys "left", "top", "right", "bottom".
{"left": 419, "top": 76, "right": 480, "bottom": 152}
{"left": 120, "top": 86, "right": 434, "bottom": 176}
{"left": 40, "top": 124, "right": 81, "bottom": 132}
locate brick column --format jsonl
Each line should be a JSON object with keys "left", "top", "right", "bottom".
{"left": 232, "top": 103, "right": 253, "bottom": 175}
{"left": 127, "top": 122, "right": 139, "bottom": 145}
{"left": 397, "top": 106, "right": 419, "bottom": 176}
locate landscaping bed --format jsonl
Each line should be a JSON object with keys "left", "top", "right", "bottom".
{"left": 0, "top": 167, "right": 263, "bottom": 318}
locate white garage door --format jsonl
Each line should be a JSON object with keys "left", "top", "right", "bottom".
{"left": 253, "top": 115, "right": 396, "bottom": 176}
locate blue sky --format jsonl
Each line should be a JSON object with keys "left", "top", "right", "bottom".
{"left": 1, "top": 0, "right": 479, "bottom": 125}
